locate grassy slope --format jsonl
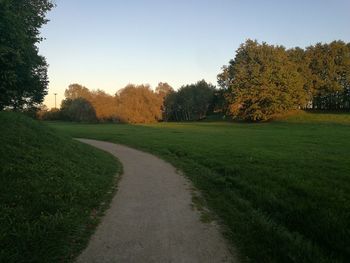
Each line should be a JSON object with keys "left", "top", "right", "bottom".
{"left": 0, "top": 112, "right": 121, "bottom": 263}
{"left": 48, "top": 112, "right": 350, "bottom": 263}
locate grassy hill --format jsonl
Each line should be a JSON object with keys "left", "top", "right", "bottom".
{"left": 48, "top": 112, "right": 350, "bottom": 263}
{"left": 0, "top": 112, "right": 121, "bottom": 263}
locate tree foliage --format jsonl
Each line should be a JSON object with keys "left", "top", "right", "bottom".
{"left": 64, "top": 84, "right": 117, "bottom": 121}
{"left": 64, "top": 83, "right": 91, "bottom": 100}
{"left": 219, "top": 39, "right": 350, "bottom": 121}
{"left": 116, "top": 84, "right": 163, "bottom": 123}
{"left": 155, "top": 82, "right": 173, "bottom": 98}
{"left": 306, "top": 41, "right": 350, "bottom": 110}
{"left": 164, "top": 80, "right": 215, "bottom": 121}
{"left": 33, "top": 38, "right": 349, "bottom": 124}
{"left": 155, "top": 82, "right": 174, "bottom": 120}
{"left": 60, "top": 98, "right": 97, "bottom": 122}
{"left": 0, "top": 0, "right": 54, "bottom": 110}
{"left": 220, "top": 40, "right": 307, "bottom": 121}
{"left": 55, "top": 83, "right": 165, "bottom": 123}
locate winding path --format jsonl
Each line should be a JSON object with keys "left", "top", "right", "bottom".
{"left": 76, "top": 139, "right": 235, "bottom": 263}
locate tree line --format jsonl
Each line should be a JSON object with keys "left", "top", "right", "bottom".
{"left": 39, "top": 83, "right": 167, "bottom": 123}
{"left": 218, "top": 39, "right": 350, "bottom": 121}
{"left": 38, "top": 81, "right": 223, "bottom": 123}
{"left": 1, "top": 0, "right": 349, "bottom": 122}
{"left": 42, "top": 38, "right": 350, "bottom": 123}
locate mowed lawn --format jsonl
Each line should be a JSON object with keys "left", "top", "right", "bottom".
{"left": 48, "top": 112, "right": 350, "bottom": 263}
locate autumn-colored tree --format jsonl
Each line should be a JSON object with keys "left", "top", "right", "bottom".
{"left": 62, "top": 83, "right": 163, "bottom": 123}
{"left": 89, "top": 90, "right": 118, "bottom": 121}
{"left": 218, "top": 40, "right": 307, "bottom": 121}
{"left": 116, "top": 84, "right": 162, "bottom": 123}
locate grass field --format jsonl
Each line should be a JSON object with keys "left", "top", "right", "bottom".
{"left": 48, "top": 112, "right": 350, "bottom": 263}
{"left": 0, "top": 112, "right": 121, "bottom": 263}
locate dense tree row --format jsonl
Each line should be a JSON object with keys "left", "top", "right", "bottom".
{"left": 43, "top": 40, "right": 349, "bottom": 123}
{"left": 39, "top": 80, "right": 221, "bottom": 123}
{"left": 163, "top": 80, "right": 216, "bottom": 121}
{"left": 40, "top": 83, "right": 169, "bottom": 123}
{"left": 0, "top": 0, "right": 54, "bottom": 110}
{"left": 63, "top": 84, "right": 117, "bottom": 121}
{"left": 305, "top": 41, "right": 350, "bottom": 110}
{"left": 218, "top": 40, "right": 350, "bottom": 121}
{"left": 1, "top": 2, "right": 348, "bottom": 123}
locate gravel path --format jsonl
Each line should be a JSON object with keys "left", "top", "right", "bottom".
{"left": 76, "top": 139, "right": 235, "bottom": 263}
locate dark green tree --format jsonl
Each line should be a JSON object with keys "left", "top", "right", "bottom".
{"left": 306, "top": 41, "right": 350, "bottom": 110}
{"left": 163, "top": 91, "right": 178, "bottom": 121}
{"left": 208, "top": 88, "right": 228, "bottom": 115}
{"left": 0, "top": 0, "right": 54, "bottom": 110}
{"left": 164, "top": 80, "right": 215, "bottom": 121}
{"left": 60, "top": 98, "right": 97, "bottom": 122}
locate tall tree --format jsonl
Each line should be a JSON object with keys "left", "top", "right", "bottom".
{"left": 0, "top": 0, "right": 54, "bottom": 110}
{"left": 218, "top": 40, "right": 307, "bottom": 121}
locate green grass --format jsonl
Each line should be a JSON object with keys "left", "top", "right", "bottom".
{"left": 0, "top": 112, "right": 121, "bottom": 263}
{"left": 48, "top": 112, "right": 350, "bottom": 263}
{"left": 280, "top": 110, "right": 350, "bottom": 124}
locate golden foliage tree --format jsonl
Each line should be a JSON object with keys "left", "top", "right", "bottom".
{"left": 89, "top": 90, "right": 118, "bottom": 121}
{"left": 116, "top": 84, "right": 163, "bottom": 123}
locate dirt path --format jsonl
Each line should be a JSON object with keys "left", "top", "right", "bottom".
{"left": 76, "top": 139, "right": 235, "bottom": 263}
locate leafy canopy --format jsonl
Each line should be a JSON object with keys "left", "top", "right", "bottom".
{"left": 218, "top": 40, "right": 307, "bottom": 121}
{"left": 0, "top": 0, "right": 54, "bottom": 110}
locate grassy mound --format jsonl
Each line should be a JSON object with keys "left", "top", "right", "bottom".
{"left": 49, "top": 112, "right": 350, "bottom": 263}
{"left": 0, "top": 112, "right": 120, "bottom": 263}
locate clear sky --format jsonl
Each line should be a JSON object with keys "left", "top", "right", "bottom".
{"left": 39, "top": 0, "right": 350, "bottom": 108}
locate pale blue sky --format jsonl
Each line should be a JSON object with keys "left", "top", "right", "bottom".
{"left": 40, "top": 0, "right": 350, "bottom": 108}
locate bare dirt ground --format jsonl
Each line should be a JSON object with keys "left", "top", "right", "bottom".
{"left": 76, "top": 139, "right": 236, "bottom": 263}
